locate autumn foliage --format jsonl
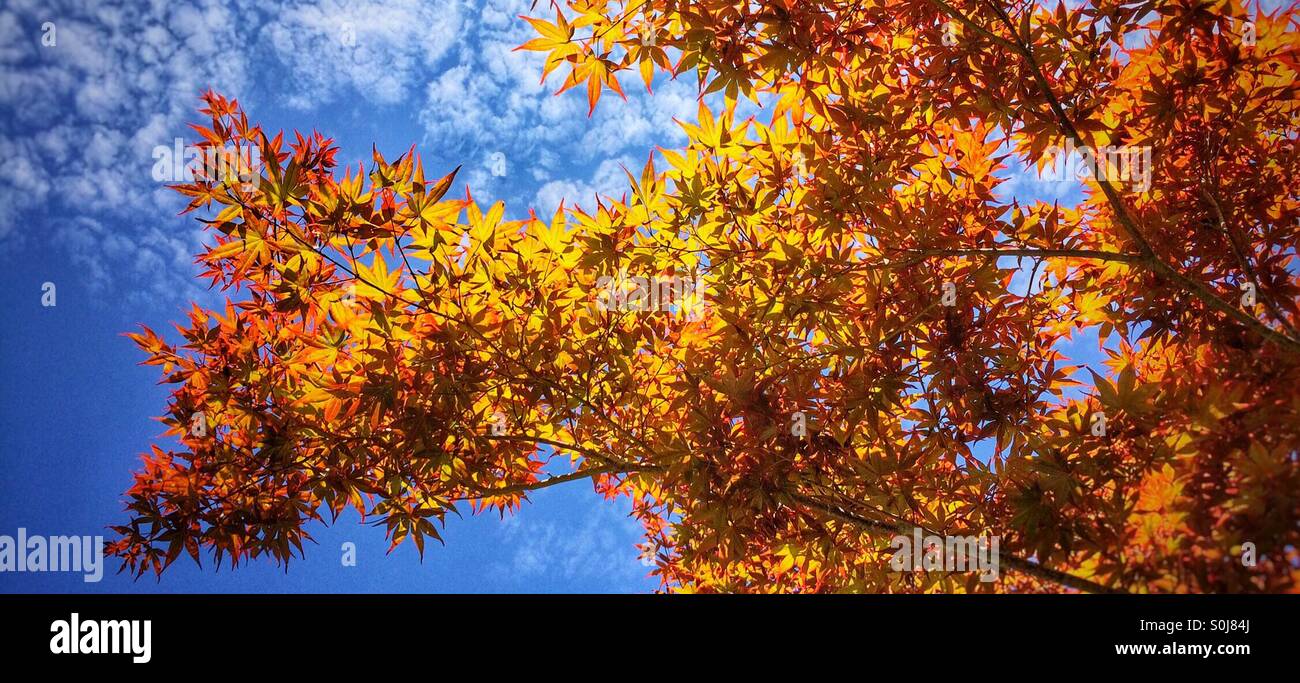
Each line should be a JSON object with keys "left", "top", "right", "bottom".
{"left": 110, "top": 0, "right": 1300, "bottom": 593}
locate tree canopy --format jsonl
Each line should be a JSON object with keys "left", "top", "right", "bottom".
{"left": 111, "top": 0, "right": 1300, "bottom": 593}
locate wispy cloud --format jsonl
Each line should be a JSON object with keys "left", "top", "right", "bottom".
{"left": 417, "top": 0, "right": 700, "bottom": 208}
{"left": 0, "top": 0, "right": 254, "bottom": 299}
{"left": 260, "top": 0, "right": 466, "bottom": 108}
{"left": 492, "top": 498, "right": 648, "bottom": 591}
{"left": 0, "top": 0, "right": 703, "bottom": 303}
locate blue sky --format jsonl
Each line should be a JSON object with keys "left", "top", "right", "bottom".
{"left": 0, "top": 0, "right": 700, "bottom": 594}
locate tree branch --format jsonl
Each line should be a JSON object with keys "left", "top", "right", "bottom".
{"left": 1200, "top": 188, "right": 1299, "bottom": 337}
{"left": 924, "top": 0, "right": 1300, "bottom": 353}
{"left": 454, "top": 462, "right": 645, "bottom": 501}
{"left": 899, "top": 247, "right": 1149, "bottom": 264}
{"left": 479, "top": 432, "right": 656, "bottom": 472}
{"left": 790, "top": 493, "right": 1121, "bottom": 594}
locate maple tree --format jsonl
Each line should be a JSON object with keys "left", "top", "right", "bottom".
{"left": 111, "top": 0, "right": 1300, "bottom": 593}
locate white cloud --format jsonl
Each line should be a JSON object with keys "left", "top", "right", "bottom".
{"left": 994, "top": 151, "right": 1086, "bottom": 206}
{"left": 0, "top": 0, "right": 252, "bottom": 298}
{"left": 417, "top": 0, "right": 701, "bottom": 215}
{"left": 0, "top": 0, "right": 468, "bottom": 300}
{"left": 493, "top": 497, "right": 647, "bottom": 589}
{"left": 533, "top": 156, "right": 639, "bottom": 215}
{"left": 0, "top": 0, "right": 707, "bottom": 301}
{"left": 259, "top": 0, "right": 465, "bottom": 109}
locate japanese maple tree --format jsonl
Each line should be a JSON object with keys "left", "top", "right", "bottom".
{"left": 111, "top": 0, "right": 1300, "bottom": 592}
